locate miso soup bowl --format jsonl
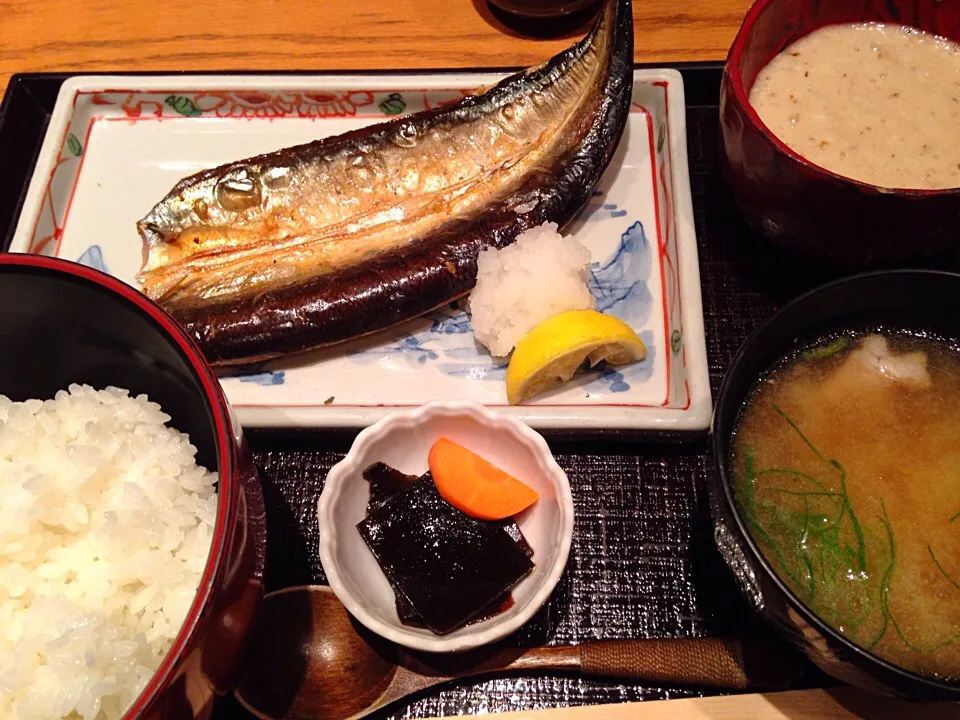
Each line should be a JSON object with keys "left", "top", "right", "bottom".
{"left": 710, "top": 269, "right": 960, "bottom": 701}
{"left": 0, "top": 254, "right": 267, "bottom": 719}
{"left": 720, "top": 0, "right": 960, "bottom": 267}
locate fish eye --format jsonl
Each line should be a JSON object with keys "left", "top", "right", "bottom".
{"left": 215, "top": 168, "right": 262, "bottom": 212}
{"left": 392, "top": 123, "right": 419, "bottom": 148}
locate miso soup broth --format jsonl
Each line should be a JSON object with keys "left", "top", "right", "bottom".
{"left": 731, "top": 331, "right": 960, "bottom": 680}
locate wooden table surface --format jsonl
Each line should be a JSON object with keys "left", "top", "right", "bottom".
{"left": 0, "top": 0, "right": 750, "bottom": 98}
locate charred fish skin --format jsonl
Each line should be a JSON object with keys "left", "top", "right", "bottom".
{"left": 137, "top": 0, "right": 634, "bottom": 366}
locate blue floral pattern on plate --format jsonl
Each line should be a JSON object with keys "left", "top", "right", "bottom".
{"left": 348, "top": 334, "right": 440, "bottom": 366}
{"left": 429, "top": 304, "right": 472, "bottom": 335}
{"left": 238, "top": 370, "right": 286, "bottom": 386}
{"left": 77, "top": 245, "right": 108, "bottom": 273}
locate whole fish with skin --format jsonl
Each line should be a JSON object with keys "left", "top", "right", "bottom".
{"left": 137, "top": 0, "right": 634, "bottom": 366}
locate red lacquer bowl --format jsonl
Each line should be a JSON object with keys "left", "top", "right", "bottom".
{"left": 720, "top": 0, "right": 960, "bottom": 268}
{"left": 0, "top": 254, "right": 267, "bottom": 720}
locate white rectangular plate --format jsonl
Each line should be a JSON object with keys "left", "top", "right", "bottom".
{"left": 10, "top": 71, "right": 710, "bottom": 431}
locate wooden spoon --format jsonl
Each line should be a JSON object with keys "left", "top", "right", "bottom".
{"left": 234, "top": 585, "right": 802, "bottom": 720}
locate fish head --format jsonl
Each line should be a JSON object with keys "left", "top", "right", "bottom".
{"left": 136, "top": 160, "right": 299, "bottom": 296}
{"left": 137, "top": 162, "right": 289, "bottom": 248}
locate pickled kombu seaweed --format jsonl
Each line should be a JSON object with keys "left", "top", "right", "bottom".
{"left": 394, "top": 584, "right": 518, "bottom": 630}
{"left": 363, "top": 463, "right": 423, "bottom": 623}
{"left": 357, "top": 475, "right": 534, "bottom": 635}
{"left": 502, "top": 522, "right": 534, "bottom": 558}
{"left": 362, "top": 461, "right": 533, "bottom": 628}
{"left": 364, "top": 462, "right": 418, "bottom": 512}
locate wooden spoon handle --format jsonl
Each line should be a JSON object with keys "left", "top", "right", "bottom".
{"left": 407, "top": 637, "right": 801, "bottom": 692}
{"left": 578, "top": 637, "right": 751, "bottom": 689}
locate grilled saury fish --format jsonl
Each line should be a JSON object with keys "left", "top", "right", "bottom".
{"left": 136, "top": 0, "right": 634, "bottom": 366}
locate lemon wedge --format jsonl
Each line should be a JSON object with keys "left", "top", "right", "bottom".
{"left": 505, "top": 309, "right": 646, "bottom": 404}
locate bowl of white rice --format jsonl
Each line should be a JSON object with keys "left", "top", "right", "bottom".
{"left": 0, "top": 254, "right": 266, "bottom": 720}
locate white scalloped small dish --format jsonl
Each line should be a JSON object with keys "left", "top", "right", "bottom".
{"left": 317, "top": 401, "right": 574, "bottom": 652}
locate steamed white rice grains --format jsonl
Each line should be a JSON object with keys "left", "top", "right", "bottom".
{"left": 0, "top": 385, "right": 219, "bottom": 720}
{"left": 469, "top": 222, "right": 595, "bottom": 357}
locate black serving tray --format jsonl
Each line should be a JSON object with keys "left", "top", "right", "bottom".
{"left": 0, "top": 64, "right": 839, "bottom": 718}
